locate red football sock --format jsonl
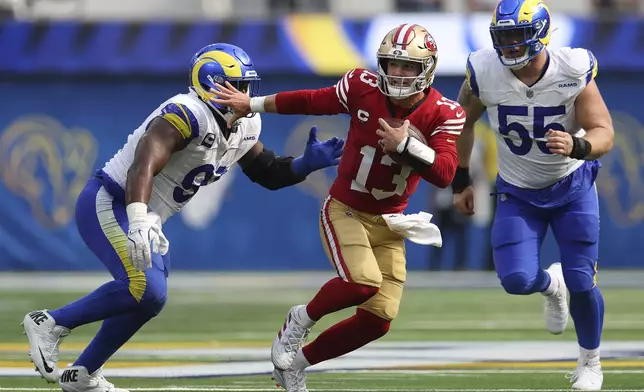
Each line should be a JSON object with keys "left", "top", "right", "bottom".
{"left": 305, "top": 277, "right": 378, "bottom": 321}
{"left": 302, "top": 308, "right": 390, "bottom": 366}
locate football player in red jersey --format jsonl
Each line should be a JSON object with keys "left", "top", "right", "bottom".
{"left": 212, "top": 24, "right": 464, "bottom": 391}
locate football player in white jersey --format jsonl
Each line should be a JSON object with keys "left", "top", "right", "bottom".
{"left": 20, "top": 43, "right": 344, "bottom": 392}
{"left": 452, "top": 1, "right": 614, "bottom": 390}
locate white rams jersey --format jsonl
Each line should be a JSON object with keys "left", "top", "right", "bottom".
{"left": 103, "top": 90, "right": 261, "bottom": 222}
{"left": 466, "top": 47, "right": 598, "bottom": 189}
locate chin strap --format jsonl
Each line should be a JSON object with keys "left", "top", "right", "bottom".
{"left": 503, "top": 54, "right": 531, "bottom": 70}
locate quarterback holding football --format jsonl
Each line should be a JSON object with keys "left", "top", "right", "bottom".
{"left": 213, "top": 24, "right": 463, "bottom": 392}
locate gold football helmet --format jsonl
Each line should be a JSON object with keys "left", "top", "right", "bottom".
{"left": 377, "top": 24, "right": 438, "bottom": 98}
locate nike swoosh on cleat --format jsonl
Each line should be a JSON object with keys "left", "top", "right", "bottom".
{"left": 38, "top": 347, "right": 54, "bottom": 373}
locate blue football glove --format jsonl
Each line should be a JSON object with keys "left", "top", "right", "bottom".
{"left": 291, "top": 126, "right": 345, "bottom": 177}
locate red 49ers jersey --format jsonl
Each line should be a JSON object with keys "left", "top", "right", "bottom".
{"left": 275, "top": 68, "right": 463, "bottom": 215}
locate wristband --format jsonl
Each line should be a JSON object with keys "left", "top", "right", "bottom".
{"left": 451, "top": 167, "right": 472, "bottom": 194}
{"left": 405, "top": 137, "right": 436, "bottom": 165}
{"left": 249, "top": 96, "right": 266, "bottom": 113}
{"left": 570, "top": 136, "right": 592, "bottom": 160}
{"left": 396, "top": 136, "right": 410, "bottom": 154}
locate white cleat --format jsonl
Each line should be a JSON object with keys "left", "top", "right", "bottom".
{"left": 22, "top": 309, "right": 70, "bottom": 383}
{"left": 568, "top": 362, "right": 603, "bottom": 391}
{"left": 543, "top": 262, "right": 569, "bottom": 334}
{"left": 59, "top": 366, "right": 129, "bottom": 392}
{"left": 271, "top": 305, "right": 311, "bottom": 370}
{"left": 272, "top": 367, "right": 308, "bottom": 392}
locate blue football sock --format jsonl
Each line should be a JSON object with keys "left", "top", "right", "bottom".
{"left": 569, "top": 287, "right": 604, "bottom": 350}
{"left": 74, "top": 311, "right": 153, "bottom": 375}
{"left": 535, "top": 267, "right": 552, "bottom": 293}
{"left": 49, "top": 280, "right": 138, "bottom": 330}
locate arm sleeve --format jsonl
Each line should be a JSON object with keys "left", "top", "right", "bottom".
{"left": 274, "top": 69, "right": 354, "bottom": 115}
{"left": 420, "top": 132, "right": 459, "bottom": 188}
{"left": 241, "top": 148, "right": 306, "bottom": 191}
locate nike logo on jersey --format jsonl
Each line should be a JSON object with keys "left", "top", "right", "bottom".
{"left": 446, "top": 139, "right": 456, "bottom": 143}
{"left": 38, "top": 347, "right": 54, "bottom": 373}
{"left": 456, "top": 111, "right": 465, "bottom": 118}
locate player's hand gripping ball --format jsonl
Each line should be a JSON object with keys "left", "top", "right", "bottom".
{"left": 377, "top": 118, "right": 428, "bottom": 165}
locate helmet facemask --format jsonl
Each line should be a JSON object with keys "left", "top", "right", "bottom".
{"left": 377, "top": 57, "right": 434, "bottom": 98}
{"left": 376, "top": 24, "right": 438, "bottom": 99}
{"left": 490, "top": 18, "right": 548, "bottom": 69}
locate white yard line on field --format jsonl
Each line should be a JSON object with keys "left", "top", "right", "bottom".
{"left": 2, "top": 389, "right": 644, "bottom": 392}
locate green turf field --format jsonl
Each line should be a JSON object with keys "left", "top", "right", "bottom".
{"left": 0, "top": 276, "right": 642, "bottom": 391}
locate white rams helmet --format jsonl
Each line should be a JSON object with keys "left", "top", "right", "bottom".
{"left": 377, "top": 24, "right": 438, "bottom": 98}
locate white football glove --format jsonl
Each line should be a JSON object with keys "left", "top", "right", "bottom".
{"left": 126, "top": 202, "right": 160, "bottom": 272}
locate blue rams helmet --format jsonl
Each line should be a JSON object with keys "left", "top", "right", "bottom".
{"left": 189, "top": 43, "right": 261, "bottom": 120}
{"left": 489, "top": 0, "right": 551, "bottom": 69}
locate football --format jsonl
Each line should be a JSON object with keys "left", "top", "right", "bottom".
{"left": 379, "top": 118, "right": 428, "bottom": 165}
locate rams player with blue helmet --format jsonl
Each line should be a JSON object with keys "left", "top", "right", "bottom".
{"left": 453, "top": 1, "right": 613, "bottom": 390}
{"left": 21, "top": 43, "right": 344, "bottom": 392}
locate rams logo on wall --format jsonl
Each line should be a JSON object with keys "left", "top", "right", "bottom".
{"left": 595, "top": 112, "right": 644, "bottom": 228}
{"left": 0, "top": 115, "right": 98, "bottom": 228}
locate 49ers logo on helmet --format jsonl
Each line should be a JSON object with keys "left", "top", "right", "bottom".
{"left": 424, "top": 34, "right": 437, "bottom": 52}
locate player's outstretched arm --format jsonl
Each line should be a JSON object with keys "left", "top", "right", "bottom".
{"left": 211, "top": 74, "right": 351, "bottom": 127}
{"left": 238, "top": 126, "right": 344, "bottom": 191}
{"left": 547, "top": 80, "right": 614, "bottom": 160}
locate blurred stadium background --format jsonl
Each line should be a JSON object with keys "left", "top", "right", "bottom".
{"left": 0, "top": 0, "right": 643, "bottom": 391}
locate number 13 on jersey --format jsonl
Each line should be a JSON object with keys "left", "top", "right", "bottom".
{"left": 351, "top": 146, "right": 412, "bottom": 200}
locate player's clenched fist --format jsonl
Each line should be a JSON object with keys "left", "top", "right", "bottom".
{"left": 126, "top": 202, "right": 160, "bottom": 271}
{"left": 453, "top": 186, "right": 475, "bottom": 216}
{"left": 545, "top": 130, "right": 574, "bottom": 156}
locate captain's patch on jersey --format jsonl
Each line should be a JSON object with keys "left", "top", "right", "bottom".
{"left": 161, "top": 103, "right": 199, "bottom": 140}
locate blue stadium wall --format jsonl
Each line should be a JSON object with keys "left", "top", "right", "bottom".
{"left": 1, "top": 16, "right": 644, "bottom": 271}
{"left": 1, "top": 73, "right": 643, "bottom": 271}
